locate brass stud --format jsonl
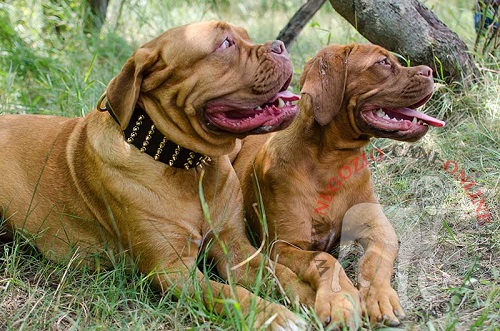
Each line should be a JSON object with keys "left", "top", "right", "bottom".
{"left": 154, "top": 137, "right": 167, "bottom": 160}
{"left": 126, "top": 115, "right": 145, "bottom": 143}
{"left": 140, "top": 125, "right": 155, "bottom": 153}
{"left": 168, "top": 145, "right": 181, "bottom": 166}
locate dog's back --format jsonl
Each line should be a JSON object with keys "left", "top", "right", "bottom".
{"left": 0, "top": 114, "right": 115, "bottom": 264}
{"left": 0, "top": 115, "right": 78, "bottom": 216}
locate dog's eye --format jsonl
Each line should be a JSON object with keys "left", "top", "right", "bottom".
{"left": 377, "top": 58, "right": 391, "bottom": 66}
{"left": 218, "top": 37, "right": 234, "bottom": 51}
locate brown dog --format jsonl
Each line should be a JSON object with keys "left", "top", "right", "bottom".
{"left": 233, "top": 43, "right": 445, "bottom": 327}
{"left": 0, "top": 21, "right": 316, "bottom": 330}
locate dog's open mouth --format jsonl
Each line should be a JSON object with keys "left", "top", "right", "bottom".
{"left": 360, "top": 94, "right": 445, "bottom": 133}
{"left": 204, "top": 89, "right": 300, "bottom": 134}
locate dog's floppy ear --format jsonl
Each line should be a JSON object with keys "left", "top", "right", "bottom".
{"left": 105, "top": 48, "right": 162, "bottom": 130}
{"left": 300, "top": 45, "right": 350, "bottom": 126}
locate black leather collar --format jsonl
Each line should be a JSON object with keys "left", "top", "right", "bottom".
{"left": 98, "top": 97, "right": 210, "bottom": 170}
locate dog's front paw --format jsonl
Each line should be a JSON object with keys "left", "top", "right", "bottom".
{"left": 253, "top": 303, "right": 306, "bottom": 331}
{"left": 360, "top": 282, "right": 405, "bottom": 326}
{"left": 274, "top": 264, "right": 316, "bottom": 307}
{"left": 314, "top": 286, "right": 362, "bottom": 330}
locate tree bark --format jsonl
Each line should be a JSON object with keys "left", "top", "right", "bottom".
{"left": 328, "top": 0, "right": 479, "bottom": 83}
{"left": 277, "top": 0, "right": 327, "bottom": 49}
{"left": 84, "top": 0, "right": 109, "bottom": 34}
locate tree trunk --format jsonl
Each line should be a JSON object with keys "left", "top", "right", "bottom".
{"left": 84, "top": 0, "right": 109, "bottom": 34}
{"left": 277, "top": 0, "right": 327, "bottom": 49}
{"left": 328, "top": 0, "right": 479, "bottom": 83}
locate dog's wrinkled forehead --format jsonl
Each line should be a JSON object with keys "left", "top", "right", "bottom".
{"left": 185, "top": 21, "right": 251, "bottom": 47}
{"left": 151, "top": 21, "right": 253, "bottom": 60}
{"left": 351, "top": 44, "right": 397, "bottom": 70}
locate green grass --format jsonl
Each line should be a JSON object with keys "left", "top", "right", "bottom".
{"left": 1, "top": 0, "right": 499, "bottom": 330}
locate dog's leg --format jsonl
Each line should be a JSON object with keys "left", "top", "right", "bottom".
{"left": 130, "top": 227, "right": 305, "bottom": 331}
{"left": 267, "top": 244, "right": 362, "bottom": 329}
{"left": 152, "top": 261, "right": 306, "bottom": 330}
{"left": 340, "top": 202, "right": 405, "bottom": 326}
{"left": 209, "top": 238, "right": 316, "bottom": 307}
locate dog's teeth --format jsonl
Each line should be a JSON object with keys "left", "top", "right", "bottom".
{"left": 417, "top": 120, "right": 424, "bottom": 125}
{"left": 412, "top": 117, "right": 417, "bottom": 124}
{"left": 375, "top": 109, "right": 386, "bottom": 117}
{"left": 277, "top": 98, "right": 285, "bottom": 108}
{"left": 255, "top": 106, "right": 262, "bottom": 111}
{"left": 383, "top": 114, "right": 390, "bottom": 120}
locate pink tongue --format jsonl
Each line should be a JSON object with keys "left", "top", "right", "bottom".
{"left": 267, "top": 90, "right": 300, "bottom": 103}
{"left": 392, "top": 107, "right": 446, "bottom": 127}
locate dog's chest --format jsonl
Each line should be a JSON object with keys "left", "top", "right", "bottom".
{"left": 310, "top": 218, "right": 341, "bottom": 253}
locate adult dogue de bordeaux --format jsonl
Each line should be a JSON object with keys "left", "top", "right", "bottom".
{"left": 0, "top": 21, "right": 317, "bottom": 330}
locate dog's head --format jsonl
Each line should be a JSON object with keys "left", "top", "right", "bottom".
{"left": 300, "top": 43, "right": 444, "bottom": 142}
{"left": 105, "top": 21, "right": 299, "bottom": 155}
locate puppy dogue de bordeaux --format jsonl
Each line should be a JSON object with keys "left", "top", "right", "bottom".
{"left": 0, "top": 21, "right": 317, "bottom": 330}
{"left": 233, "top": 43, "right": 445, "bottom": 328}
